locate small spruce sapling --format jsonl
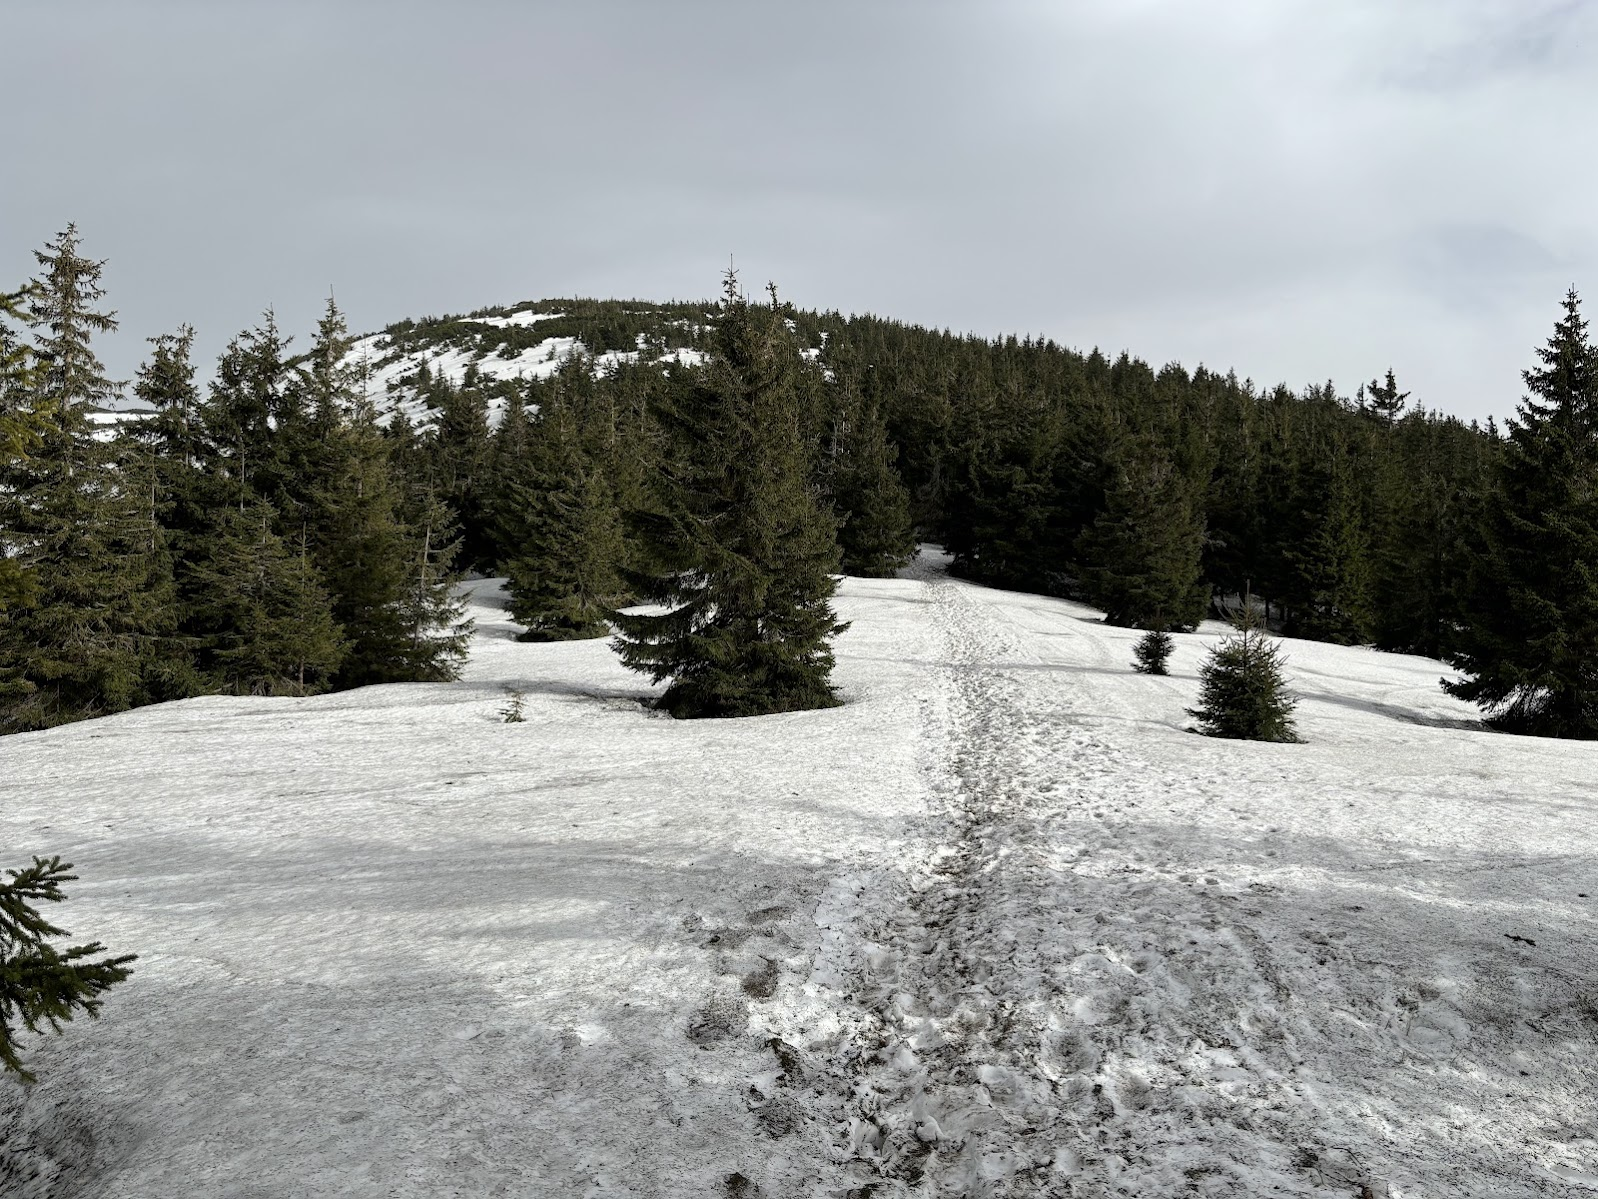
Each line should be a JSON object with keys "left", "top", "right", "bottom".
{"left": 1, "top": 856, "right": 137, "bottom": 1083}
{"left": 500, "top": 688, "right": 526, "bottom": 723}
{"left": 1189, "top": 607, "right": 1300, "bottom": 742}
{"left": 1132, "top": 629, "right": 1175, "bottom": 675}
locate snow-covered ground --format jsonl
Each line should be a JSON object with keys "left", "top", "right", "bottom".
{"left": 3, "top": 555, "right": 1596, "bottom": 1197}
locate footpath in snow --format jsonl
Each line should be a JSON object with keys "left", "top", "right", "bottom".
{"left": 3, "top": 554, "right": 1596, "bottom": 1197}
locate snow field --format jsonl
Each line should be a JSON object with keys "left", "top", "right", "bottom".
{"left": 3, "top": 556, "right": 1597, "bottom": 1196}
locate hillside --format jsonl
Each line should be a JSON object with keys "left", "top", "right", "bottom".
{"left": 338, "top": 298, "right": 720, "bottom": 429}
{"left": 4, "top": 553, "right": 1594, "bottom": 1197}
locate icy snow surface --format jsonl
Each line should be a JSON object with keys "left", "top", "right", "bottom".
{"left": 3, "top": 553, "right": 1597, "bottom": 1197}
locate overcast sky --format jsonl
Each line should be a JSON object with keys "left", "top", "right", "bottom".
{"left": 4, "top": 0, "right": 1595, "bottom": 422}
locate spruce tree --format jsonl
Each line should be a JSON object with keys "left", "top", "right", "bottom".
{"left": 500, "top": 389, "right": 626, "bottom": 640}
{"left": 829, "top": 387, "right": 917, "bottom": 577}
{"left": 613, "top": 275, "right": 847, "bottom": 718}
{"left": 1077, "top": 442, "right": 1209, "bottom": 630}
{"left": 26, "top": 226, "right": 118, "bottom": 415}
{"left": 1362, "top": 368, "right": 1410, "bottom": 426}
{"left": 186, "top": 505, "right": 347, "bottom": 695}
{"left": 1446, "top": 289, "right": 1598, "bottom": 736}
{"left": 0, "top": 287, "right": 43, "bottom": 615}
{"left": 424, "top": 369, "right": 494, "bottom": 571}
{"left": 393, "top": 480, "right": 474, "bottom": 681}
{"left": 1286, "top": 441, "right": 1374, "bottom": 644}
{"left": 0, "top": 230, "right": 174, "bottom": 730}
{"left": 269, "top": 299, "right": 470, "bottom": 688}
{"left": 1189, "top": 607, "right": 1299, "bottom": 742}
{"left": 1, "top": 856, "right": 137, "bottom": 1083}
{"left": 1132, "top": 629, "right": 1174, "bottom": 675}
{"left": 202, "top": 313, "right": 291, "bottom": 506}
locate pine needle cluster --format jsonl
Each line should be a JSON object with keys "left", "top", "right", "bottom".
{"left": 1, "top": 857, "right": 136, "bottom": 1083}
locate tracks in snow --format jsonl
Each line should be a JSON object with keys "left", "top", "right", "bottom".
{"left": 770, "top": 577, "right": 1379, "bottom": 1198}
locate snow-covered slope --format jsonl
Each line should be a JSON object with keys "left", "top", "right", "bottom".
{"left": 343, "top": 303, "right": 709, "bottom": 431}
{"left": 3, "top": 557, "right": 1595, "bottom": 1197}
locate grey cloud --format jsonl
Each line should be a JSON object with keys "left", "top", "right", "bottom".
{"left": 2, "top": 0, "right": 1593, "bottom": 420}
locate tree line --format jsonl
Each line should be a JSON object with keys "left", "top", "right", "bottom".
{"left": 4, "top": 225, "right": 1598, "bottom": 737}
{"left": 0, "top": 226, "right": 470, "bottom": 733}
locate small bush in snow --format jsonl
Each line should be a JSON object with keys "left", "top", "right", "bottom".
{"left": 1132, "top": 629, "right": 1174, "bottom": 675}
{"left": 1, "top": 857, "right": 137, "bottom": 1083}
{"left": 1189, "top": 615, "right": 1299, "bottom": 742}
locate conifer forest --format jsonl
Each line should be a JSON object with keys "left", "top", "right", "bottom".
{"left": 7, "top": 225, "right": 1598, "bottom": 737}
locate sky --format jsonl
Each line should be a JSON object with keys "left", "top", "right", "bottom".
{"left": 3, "top": 0, "right": 1595, "bottom": 423}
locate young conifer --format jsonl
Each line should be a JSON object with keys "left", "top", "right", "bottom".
{"left": 613, "top": 274, "right": 847, "bottom": 718}
{"left": 1189, "top": 605, "right": 1299, "bottom": 741}
{"left": 1132, "top": 629, "right": 1175, "bottom": 675}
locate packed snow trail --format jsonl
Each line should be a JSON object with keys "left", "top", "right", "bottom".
{"left": 759, "top": 566, "right": 1598, "bottom": 1197}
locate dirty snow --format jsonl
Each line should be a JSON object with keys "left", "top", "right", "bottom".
{"left": 3, "top": 554, "right": 1596, "bottom": 1197}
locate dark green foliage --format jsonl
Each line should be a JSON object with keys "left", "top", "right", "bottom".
{"left": 0, "top": 288, "right": 43, "bottom": 615}
{"left": 1, "top": 856, "right": 136, "bottom": 1083}
{"left": 500, "top": 688, "right": 526, "bottom": 722}
{"left": 1078, "top": 443, "right": 1208, "bottom": 630}
{"left": 26, "top": 226, "right": 118, "bottom": 413}
{"left": 186, "top": 505, "right": 347, "bottom": 695}
{"left": 1189, "top": 611, "right": 1299, "bottom": 742}
{"left": 1445, "top": 290, "right": 1598, "bottom": 736}
{"left": 1285, "top": 446, "right": 1374, "bottom": 644}
{"left": 613, "top": 276, "right": 847, "bottom": 718}
{"left": 419, "top": 366, "right": 495, "bottom": 571}
{"left": 1362, "top": 368, "right": 1410, "bottom": 426}
{"left": 500, "top": 379, "right": 627, "bottom": 641}
{"left": 1132, "top": 629, "right": 1174, "bottom": 675}
{"left": 201, "top": 313, "right": 292, "bottom": 506}
{"left": 827, "top": 383, "right": 917, "bottom": 577}
{"left": 293, "top": 301, "right": 471, "bottom": 688}
{"left": 1368, "top": 410, "right": 1491, "bottom": 658}
{"left": 0, "top": 231, "right": 181, "bottom": 730}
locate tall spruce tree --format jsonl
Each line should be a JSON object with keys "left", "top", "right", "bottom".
{"left": 0, "top": 230, "right": 175, "bottom": 730}
{"left": 1077, "top": 441, "right": 1209, "bottom": 630}
{"left": 500, "top": 377, "right": 626, "bottom": 641}
{"left": 1446, "top": 289, "right": 1598, "bottom": 736}
{"left": 186, "top": 504, "right": 347, "bottom": 695}
{"left": 293, "top": 301, "right": 470, "bottom": 687}
{"left": 1286, "top": 445, "right": 1374, "bottom": 644}
{"left": 828, "top": 385, "right": 917, "bottom": 577}
{"left": 1362, "top": 368, "right": 1410, "bottom": 426}
{"left": 0, "top": 287, "right": 43, "bottom": 615}
{"left": 424, "top": 368, "right": 494, "bottom": 571}
{"left": 613, "top": 275, "right": 846, "bottom": 718}
{"left": 202, "top": 313, "right": 291, "bottom": 507}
